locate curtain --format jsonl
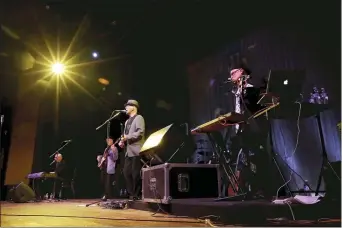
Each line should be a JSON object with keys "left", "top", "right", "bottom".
{"left": 270, "top": 115, "right": 325, "bottom": 192}
{"left": 320, "top": 110, "right": 341, "bottom": 162}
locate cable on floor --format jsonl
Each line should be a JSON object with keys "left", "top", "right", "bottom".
{"left": 285, "top": 201, "right": 295, "bottom": 220}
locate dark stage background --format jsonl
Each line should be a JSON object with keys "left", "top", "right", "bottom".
{"left": 187, "top": 4, "right": 341, "bottom": 193}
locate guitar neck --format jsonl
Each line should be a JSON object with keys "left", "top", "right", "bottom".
{"left": 115, "top": 137, "right": 121, "bottom": 144}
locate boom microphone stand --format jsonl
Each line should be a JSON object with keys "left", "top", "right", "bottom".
{"left": 96, "top": 111, "right": 122, "bottom": 131}
{"left": 49, "top": 140, "right": 72, "bottom": 165}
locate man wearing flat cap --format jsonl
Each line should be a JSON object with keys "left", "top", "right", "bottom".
{"left": 118, "top": 99, "right": 145, "bottom": 200}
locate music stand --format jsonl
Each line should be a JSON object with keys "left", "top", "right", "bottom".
{"left": 140, "top": 124, "right": 189, "bottom": 165}
{"left": 140, "top": 124, "right": 173, "bottom": 164}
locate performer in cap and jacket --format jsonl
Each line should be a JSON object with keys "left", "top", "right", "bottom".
{"left": 118, "top": 99, "right": 145, "bottom": 200}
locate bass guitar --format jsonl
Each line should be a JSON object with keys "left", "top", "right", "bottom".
{"left": 98, "top": 137, "right": 122, "bottom": 169}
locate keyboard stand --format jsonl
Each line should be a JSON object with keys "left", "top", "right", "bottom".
{"left": 206, "top": 131, "right": 247, "bottom": 201}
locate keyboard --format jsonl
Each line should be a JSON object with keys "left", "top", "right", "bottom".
{"left": 27, "top": 172, "right": 57, "bottom": 179}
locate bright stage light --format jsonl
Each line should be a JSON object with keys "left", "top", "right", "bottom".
{"left": 51, "top": 62, "right": 65, "bottom": 75}
{"left": 92, "top": 52, "right": 99, "bottom": 58}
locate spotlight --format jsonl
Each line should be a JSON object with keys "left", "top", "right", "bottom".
{"left": 92, "top": 52, "right": 99, "bottom": 58}
{"left": 51, "top": 62, "right": 65, "bottom": 75}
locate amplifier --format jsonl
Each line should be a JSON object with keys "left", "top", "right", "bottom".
{"left": 142, "top": 163, "right": 221, "bottom": 204}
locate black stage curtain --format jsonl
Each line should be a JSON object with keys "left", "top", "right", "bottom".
{"left": 320, "top": 110, "right": 341, "bottom": 162}
{"left": 270, "top": 109, "right": 341, "bottom": 193}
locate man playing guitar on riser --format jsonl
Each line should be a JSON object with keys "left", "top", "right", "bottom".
{"left": 97, "top": 136, "right": 119, "bottom": 200}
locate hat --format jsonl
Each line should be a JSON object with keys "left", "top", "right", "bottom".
{"left": 124, "top": 99, "right": 139, "bottom": 109}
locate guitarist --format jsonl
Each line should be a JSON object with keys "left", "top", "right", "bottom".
{"left": 97, "top": 136, "right": 119, "bottom": 200}
{"left": 119, "top": 99, "right": 145, "bottom": 201}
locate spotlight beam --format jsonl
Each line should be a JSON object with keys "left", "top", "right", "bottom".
{"left": 51, "top": 62, "right": 65, "bottom": 75}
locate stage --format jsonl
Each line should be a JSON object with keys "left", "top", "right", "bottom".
{"left": 0, "top": 199, "right": 206, "bottom": 227}
{"left": 1, "top": 198, "right": 340, "bottom": 226}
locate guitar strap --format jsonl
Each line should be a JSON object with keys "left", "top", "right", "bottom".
{"left": 124, "top": 115, "right": 138, "bottom": 134}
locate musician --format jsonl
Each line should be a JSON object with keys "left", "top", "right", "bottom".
{"left": 97, "top": 137, "right": 119, "bottom": 200}
{"left": 229, "top": 64, "right": 271, "bottom": 198}
{"left": 53, "top": 153, "right": 68, "bottom": 199}
{"left": 119, "top": 99, "right": 145, "bottom": 200}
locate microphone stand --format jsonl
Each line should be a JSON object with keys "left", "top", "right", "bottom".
{"left": 49, "top": 140, "right": 72, "bottom": 165}
{"left": 96, "top": 112, "right": 121, "bottom": 131}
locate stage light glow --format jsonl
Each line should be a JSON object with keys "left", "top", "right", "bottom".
{"left": 92, "top": 52, "right": 98, "bottom": 58}
{"left": 98, "top": 77, "right": 109, "bottom": 86}
{"left": 51, "top": 62, "right": 65, "bottom": 75}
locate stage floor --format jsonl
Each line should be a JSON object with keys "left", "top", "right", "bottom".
{"left": 0, "top": 199, "right": 206, "bottom": 227}
{"left": 129, "top": 198, "right": 341, "bottom": 226}
{"left": 1, "top": 198, "right": 340, "bottom": 226}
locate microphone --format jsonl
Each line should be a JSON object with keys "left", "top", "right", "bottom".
{"left": 114, "top": 110, "right": 127, "bottom": 113}
{"left": 63, "top": 139, "right": 72, "bottom": 143}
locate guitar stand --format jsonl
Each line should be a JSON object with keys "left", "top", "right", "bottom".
{"left": 206, "top": 132, "right": 247, "bottom": 201}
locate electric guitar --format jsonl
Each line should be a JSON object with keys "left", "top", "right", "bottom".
{"left": 98, "top": 137, "right": 122, "bottom": 169}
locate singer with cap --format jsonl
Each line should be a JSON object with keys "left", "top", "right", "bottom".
{"left": 118, "top": 99, "right": 145, "bottom": 200}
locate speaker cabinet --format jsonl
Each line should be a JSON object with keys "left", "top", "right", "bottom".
{"left": 9, "top": 182, "right": 35, "bottom": 203}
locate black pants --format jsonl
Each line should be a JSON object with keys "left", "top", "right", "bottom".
{"left": 123, "top": 156, "right": 142, "bottom": 197}
{"left": 101, "top": 171, "right": 115, "bottom": 198}
{"left": 54, "top": 179, "right": 63, "bottom": 199}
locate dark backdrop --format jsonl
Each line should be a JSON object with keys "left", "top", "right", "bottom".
{"left": 187, "top": 2, "right": 340, "bottom": 195}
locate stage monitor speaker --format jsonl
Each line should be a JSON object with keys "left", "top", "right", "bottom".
{"left": 140, "top": 123, "right": 192, "bottom": 165}
{"left": 9, "top": 182, "right": 35, "bottom": 203}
